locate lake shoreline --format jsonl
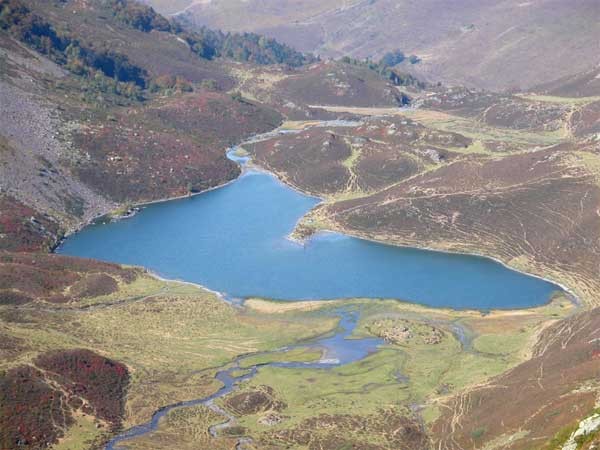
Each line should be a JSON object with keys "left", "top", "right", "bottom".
{"left": 300, "top": 226, "right": 580, "bottom": 309}
{"left": 56, "top": 124, "right": 580, "bottom": 312}
{"left": 234, "top": 146, "right": 579, "bottom": 309}
{"left": 51, "top": 170, "right": 243, "bottom": 253}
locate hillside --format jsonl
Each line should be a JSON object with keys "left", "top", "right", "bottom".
{"left": 159, "top": 0, "right": 600, "bottom": 91}
{"left": 245, "top": 85, "right": 600, "bottom": 309}
{"left": 0, "top": 30, "right": 281, "bottom": 242}
{"left": 0, "top": 0, "right": 340, "bottom": 248}
{"left": 0, "top": 0, "right": 409, "bottom": 247}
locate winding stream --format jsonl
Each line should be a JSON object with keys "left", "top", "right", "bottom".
{"left": 105, "top": 310, "right": 383, "bottom": 449}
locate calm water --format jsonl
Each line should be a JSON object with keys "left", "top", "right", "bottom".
{"left": 58, "top": 168, "right": 559, "bottom": 309}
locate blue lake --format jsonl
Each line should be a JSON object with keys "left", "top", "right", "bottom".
{"left": 57, "top": 168, "right": 560, "bottom": 309}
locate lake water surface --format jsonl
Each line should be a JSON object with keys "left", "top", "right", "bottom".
{"left": 57, "top": 160, "right": 560, "bottom": 309}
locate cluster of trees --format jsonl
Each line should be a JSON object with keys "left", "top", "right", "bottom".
{"left": 0, "top": 0, "right": 68, "bottom": 59}
{"left": 105, "top": 0, "right": 314, "bottom": 67}
{"left": 340, "top": 49, "right": 420, "bottom": 72}
{"left": 64, "top": 42, "right": 146, "bottom": 87}
{"left": 215, "top": 31, "right": 314, "bottom": 67}
{"left": 0, "top": 0, "right": 314, "bottom": 106}
{"left": 388, "top": 70, "right": 425, "bottom": 89}
{"left": 380, "top": 49, "right": 420, "bottom": 67}
{"left": 340, "top": 53, "right": 425, "bottom": 89}
{"left": 148, "top": 74, "right": 193, "bottom": 94}
{"left": 0, "top": 0, "right": 147, "bottom": 101}
{"left": 107, "top": 0, "right": 171, "bottom": 33}
{"left": 181, "top": 23, "right": 317, "bottom": 67}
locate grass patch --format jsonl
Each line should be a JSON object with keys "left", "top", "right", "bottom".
{"left": 233, "top": 147, "right": 249, "bottom": 157}
{"left": 516, "top": 94, "right": 600, "bottom": 105}
{"left": 541, "top": 422, "right": 579, "bottom": 449}
{"left": 2, "top": 282, "right": 576, "bottom": 447}
{"left": 1, "top": 276, "right": 337, "bottom": 427}
{"left": 119, "top": 405, "right": 236, "bottom": 450}
{"left": 402, "top": 109, "right": 567, "bottom": 147}
{"left": 225, "top": 347, "right": 410, "bottom": 432}
{"left": 473, "top": 330, "right": 530, "bottom": 356}
{"left": 52, "top": 411, "right": 105, "bottom": 450}
{"left": 228, "top": 368, "right": 253, "bottom": 378}
{"left": 341, "top": 143, "right": 362, "bottom": 170}
{"left": 448, "top": 139, "right": 493, "bottom": 155}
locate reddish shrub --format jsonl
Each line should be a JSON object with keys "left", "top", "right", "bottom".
{"left": 0, "top": 349, "right": 130, "bottom": 449}
{"left": 0, "top": 262, "right": 80, "bottom": 296}
{"left": 0, "top": 195, "right": 61, "bottom": 252}
{"left": 35, "top": 349, "right": 129, "bottom": 427}
{"left": 70, "top": 273, "right": 119, "bottom": 298}
{"left": 0, "top": 252, "right": 139, "bottom": 302}
{"left": 0, "top": 366, "right": 70, "bottom": 449}
{"left": 0, "top": 290, "right": 33, "bottom": 305}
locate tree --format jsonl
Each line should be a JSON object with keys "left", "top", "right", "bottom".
{"left": 380, "top": 50, "right": 405, "bottom": 68}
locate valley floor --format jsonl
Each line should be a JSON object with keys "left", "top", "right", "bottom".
{"left": 0, "top": 260, "right": 584, "bottom": 450}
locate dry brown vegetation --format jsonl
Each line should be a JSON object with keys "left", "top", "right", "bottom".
{"left": 0, "top": 251, "right": 139, "bottom": 304}
{"left": 0, "top": 195, "right": 61, "bottom": 252}
{"left": 262, "top": 410, "right": 430, "bottom": 450}
{"left": 223, "top": 385, "right": 287, "bottom": 417}
{"left": 0, "top": 253, "right": 341, "bottom": 449}
{"left": 419, "top": 87, "right": 570, "bottom": 132}
{"left": 164, "top": 0, "right": 600, "bottom": 91}
{"left": 248, "top": 88, "right": 600, "bottom": 307}
{"left": 0, "top": 349, "right": 129, "bottom": 450}
{"left": 249, "top": 115, "right": 468, "bottom": 198}
{"left": 314, "top": 146, "right": 600, "bottom": 305}
{"left": 0, "top": 0, "right": 289, "bottom": 245}
{"left": 235, "top": 81, "right": 600, "bottom": 447}
{"left": 431, "top": 307, "right": 600, "bottom": 449}
{"left": 227, "top": 60, "right": 405, "bottom": 122}
{"left": 71, "top": 89, "right": 280, "bottom": 202}
{"left": 273, "top": 60, "right": 405, "bottom": 108}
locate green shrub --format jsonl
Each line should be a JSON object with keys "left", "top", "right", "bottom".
{"left": 471, "top": 427, "right": 486, "bottom": 439}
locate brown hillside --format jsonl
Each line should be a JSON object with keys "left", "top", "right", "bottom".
{"left": 166, "top": 0, "right": 600, "bottom": 91}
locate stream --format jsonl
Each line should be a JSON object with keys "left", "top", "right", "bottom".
{"left": 105, "top": 310, "right": 383, "bottom": 449}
